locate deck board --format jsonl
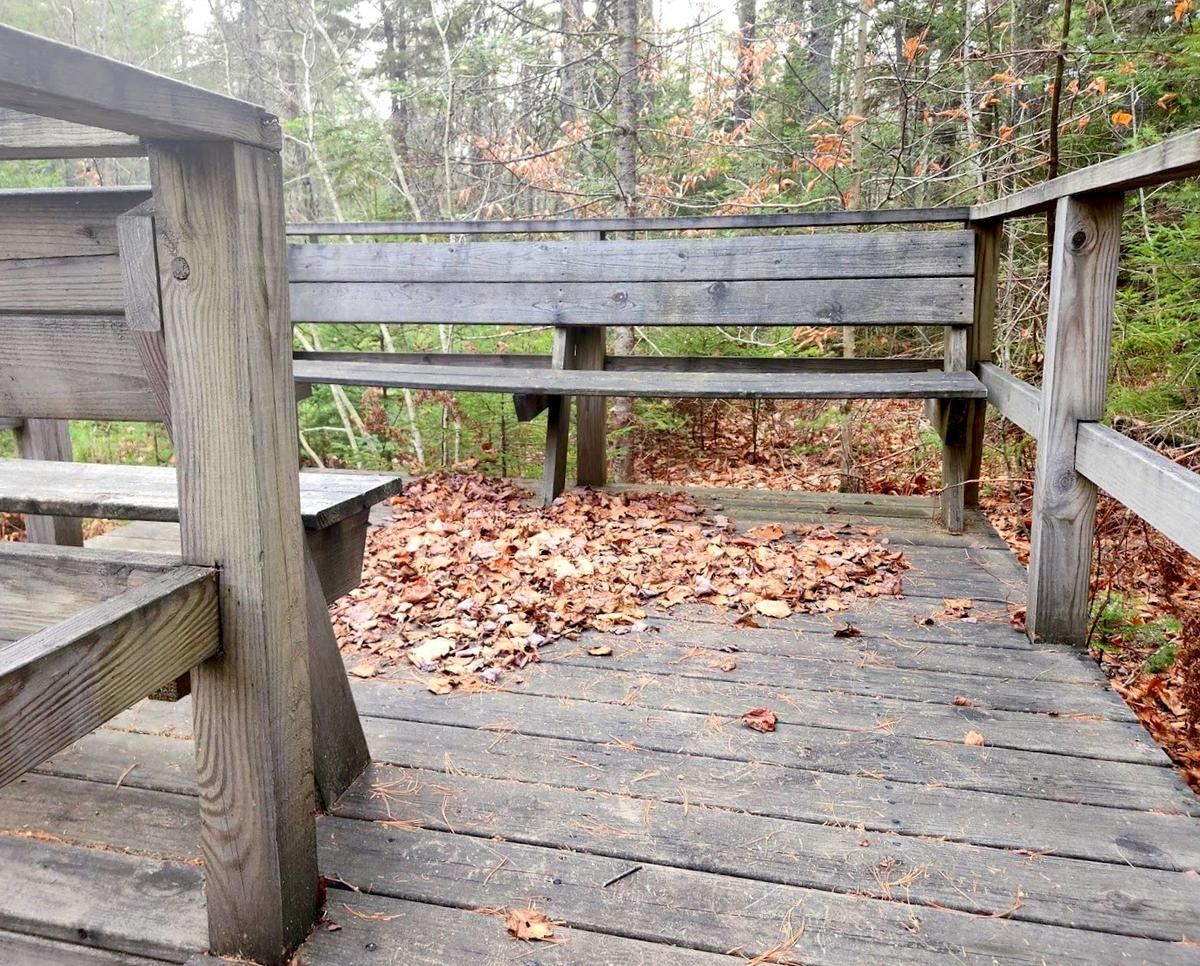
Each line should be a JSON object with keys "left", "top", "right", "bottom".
{"left": 2, "top": 486, "right": 1197, "bottom": 963}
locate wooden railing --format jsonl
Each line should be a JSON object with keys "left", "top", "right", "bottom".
{"left": 967, "top": 128, "right": 1200, "bottom": 645}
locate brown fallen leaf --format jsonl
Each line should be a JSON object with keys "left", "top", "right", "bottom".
{"left": 505, "top": 907, "right": 558, "bottom": 942}
{"left": 742, "top": 707, "right": 778, "bottom": 732}
{"left": 348, "top": 662, "right": 377, "bottom": 679}
{"left": 746, "top": 523, "right": 785, "bottom": 541}
{"left": 964, "top": 730, "right": 986, "bottom": 747}
{"left": 588, "top": 644, "right": 614, "bottom": 657}
{"left": 717, "top": 657, "right": 737, "bottom": 672}
{"left": 427, "top": 677, "right": 454, "bottom": 695}
{"left": 952, "top": 695, "right": 973, "bottom": 708}
{"left": 834, "top": 623, "right": 862, "bottom": 638}
{"left": 754, "top": 599, "right": 792, "bottom": 619}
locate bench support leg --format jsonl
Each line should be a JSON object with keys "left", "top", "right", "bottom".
{"left": 304, "top": 544, "right": 371, "bottom": 808}
{"left": 937, "top": 326, "right": 971, "bottom": 534}
{"left": 14, "top": 420, "right": 84, "bottom": 547}
{"left": 541, "top": 327, "right": 574, "bottom": 505}
{"left": 574, "top": 326, "right": 607, "bottom": 487}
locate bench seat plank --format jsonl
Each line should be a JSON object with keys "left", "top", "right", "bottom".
{"left": 0, "top": 460, "right": 404, "bottom": 530}
{"left": 294, "top": 360, "right": 987, "bottom": 400}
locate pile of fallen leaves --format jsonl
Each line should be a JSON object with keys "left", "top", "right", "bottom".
{"left": 331, "top": 473, "right": 907, "bottom": 687}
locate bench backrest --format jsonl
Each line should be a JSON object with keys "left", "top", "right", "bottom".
{"left": 287, "top": 231, "right": 975, "bottom": 327}
{"left": 0, "top": 186, "right": 158, "bottom": 422}
{"left": 0, "top": 195, "right": 975, "bottom": 424}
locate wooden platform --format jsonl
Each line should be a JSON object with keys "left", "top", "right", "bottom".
{"left": 2, "top": 487, "right": 1198, "bottom": 964}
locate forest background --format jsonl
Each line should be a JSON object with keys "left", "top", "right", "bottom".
{"left": 2, "top": 0, "right": 1200, "bottom": 736}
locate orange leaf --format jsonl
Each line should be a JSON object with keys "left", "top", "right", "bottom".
{"left": 1175, "top": 0, "right": 1191, "bottom": 21}
{"left": 1111, "top": 110, "right": 1133, "bottom": 126}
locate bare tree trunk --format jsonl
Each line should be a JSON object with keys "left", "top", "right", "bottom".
{"left": 807, "top": 0, "right": 837, "bottom": 115}
{"left": 613, "top": 0, "right": 639, "bottom": 483}
{"left": 733, "top": 0, "right": 756, "bottom": 123}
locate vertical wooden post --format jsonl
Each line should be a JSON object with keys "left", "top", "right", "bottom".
{"left": 937, "top": 327, "right": 970, "bottom": 533}
{"left": 574, "top": 230, "right": 608, "bottom": 487}
{"left": 150, "top": 140, "right": 318, "bottom": 963}
{"left": 1027, "top": 193, "right": 1124, "bottom": 645}
{"left": 14, "top": 420, "right": 84, "bottom": 546}
{"left": 541, "top": 325, "right": 574, "bottom": 504}
{"left": 964, "top": 220, "right": 1003, "bottom": 507}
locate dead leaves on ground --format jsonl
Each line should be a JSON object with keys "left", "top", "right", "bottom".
{"left": 504, "top": 907, "right": 561, "bottom": 943}
{"left": 331, "top": 474, "right": 908, "bottom": 686}
{"left": 742, "top": 707, "right": 778, "bottom": 732}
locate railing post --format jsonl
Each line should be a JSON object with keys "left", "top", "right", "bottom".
{"left": 150, "top": 139, "right": 319, "bottom": 963}
{"left": 1027, "top": 193, "right": 1124, "bottom": 644}
{"left": 574, "top": 229, "right": 607, "bottom": 487}
{"left": 964, "top": 220, "right": 1003, "bottom": 507}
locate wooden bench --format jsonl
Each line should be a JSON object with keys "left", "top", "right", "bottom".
{"left": 286, "top": 219, "right": 987, "bottom": 528}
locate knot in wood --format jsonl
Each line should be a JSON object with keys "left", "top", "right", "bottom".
{"left": 706, "top": 280, "right": 727, "bottom": 297}
{"left": 1069, "top": 228, "right": 1088, "bottom": 252}
{"left": 171, "top": 257, "right": 191, "bottom": 281}
{"left": 611, "top": 290, "right": 629, "bottom": 304}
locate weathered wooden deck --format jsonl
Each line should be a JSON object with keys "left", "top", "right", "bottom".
{"left": 2, "top": 487, "right": 1198, "bottom": 964}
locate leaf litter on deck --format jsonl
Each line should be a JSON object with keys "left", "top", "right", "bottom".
{"left": 330, "top": 474, "right": 908, "bottom": 688}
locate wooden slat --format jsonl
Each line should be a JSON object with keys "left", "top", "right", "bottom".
{"left": 1027, "top": 194, "right": 1123, "bottom": 645}
{"left": 0, "top": 315, "right": 162, "bottom": 421}
{"left": 0, "top": 26, "right": 280, "bottom": 150}
{"left": 0, "top": 108, "right": 145, "bottom": 159}
{"left": 0, "top": 459, "right": 403, "bottom": 530}
{"left": 0, "top": 253, "right": 124, "bottom": 313}
{"left": 1076, "top": 422, "right": 1200, "bottom": 559}
{"left": 295, "top": 350, "right": 943, "bottom": 374}
{"left": 13, "top": 418, "right": 84, "bottom": 546}
{"left": 0, "top": 541, "right": 180, "bottom": 636}
{"left": 0, "top": 565, "right": 218, "bottom": 786}
{"left": 286, "top": 207, "right": 970, "bottom": 235}
{"left": 979, "top": 362, "right": 1041, "bottom": 436}
{"left": 289, "top": 276, "right": 972, "bottom": 327}
{"left": 540, "top": 327, "right": 573, "bottom": 504}
{"left": 0, "top": 186, "right": 150, "bottom": 259}
{"left": 938, "top": 327, "right": 969, "bottom": 533}
{"left": 288, "top": 230, "right": 975, "bottom": 283}
{"left": 150, "top": 138, "right": 315, "bottom": 960}
{"left": 971, "top": 129, "right": 1200, "bottom": 221}
{"left": 293, "top": 359, "right": 986, "bottom": 399}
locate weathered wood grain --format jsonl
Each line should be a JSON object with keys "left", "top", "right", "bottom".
{"left": 288, "top": 231, "right": 974, "bottom": 283}
{"left": 1076, "top": 421, "right": 1200, "bottom": 559}
{"left": 294, "top": 349, "right": 944, "bottom": 374}
{"left": 289, "top": 276, "right": 972, "bottom": 327}
{"left": 0, "top": 835, "right": 205, "bottom": 961}
{"left": 0, "top": 316, "right": 160, "bottom": 422}
{"left": 294, "top": 361, "right": 986, "bottom": 399}
{"left": 1027, "top": 194, "right": 1124, "bottom": 644}
{"left": 0, "top": 930, "right": 165, "bottom": 965}
{"left": 979, "top": 362, "right": 1041, "bottom": 436}
{"left": 0, "top": 566, "right": 218, "bottom": 787}
{"left": 0, "top": 253, "right": 124, "bottom": 313}
{"left": 0, "top": 541, "right": 180, "bottom": 635}
{"left": 0, "top": 109, "right": 145, "bottom": 160}
{"left": 151, "top": 139, "right": 317, "bottom": 961}
{"left": 965, "top": 220, "right": 1003, "bottom": 504}
{"left": 14, "top": 419, "right": 84, "bottom": 546}
{"left": 287, "top": 207, "right": 970, "bottom": 236}
{"left": 540, "top": 327, "right": 573, "bottom": 504}
{"left": 304, "top": 546, "right": 370, "bottom": 809}
{"left": 0, "top": 459, "right": 403, "bottom": 530}
{"left": 936, "top": 326, "right": 970, "bottom": 532}
{"left": 0, "top": 26, "right": 280, "bottom": 149}
{"left": 0, "top": 186, "right": 149, "bottom": 258}
{"left": 574, "top": 326, "right": 608, "bottom": 486}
